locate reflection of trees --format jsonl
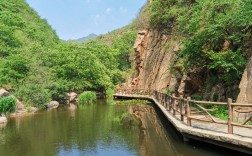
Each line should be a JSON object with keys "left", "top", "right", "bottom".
{"left": 0, "top": 100, "right": 140, "bottom": 156}
{"left": 0, "top": 101, "right": 215, "bottom": 156}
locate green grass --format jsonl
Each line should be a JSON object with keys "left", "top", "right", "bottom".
{"left": 0, "top": 96, "right": 16, "bottom": 114}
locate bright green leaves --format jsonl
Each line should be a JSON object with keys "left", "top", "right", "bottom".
{"left": 78, "top": 91, "right": 97, "bottom": 104}
{"left": 0, "top": 54, "right": 29, "bottom": 85}
{"left": 149, "top": 0, "right": 251, "bottom": 85}
{"left": 112, "top": 31, "right": 137, "bottom": 71}
{"left": 0, "top": 0, "right": 137, "bottom": 107}
{"left": 0, "top": 96, "right": 16, "bottom": 114}
{"left": 0, "top": 24, "right": 21, "bottom": 56}
{"left": 206, "top": 50, "right": 247, "bottom": 84}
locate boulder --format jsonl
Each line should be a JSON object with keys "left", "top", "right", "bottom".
{"left": 0, "top": 89, "right": 10, "bottom": 98}
{"left": 16, "top": 99, "right": 25, "bottom": 110}
{"left": 30, "top": 107, "right": 39, "bottom": 112}
{"left": 46, "top": 101, "right": 59, "bottom": 109}
{"left": 0, "top": 116, "right": 7, "bottom": 124}
{"left": 66, "top": 92, "right": 78, "bottom": 103}
{"left": 0, "top": 90, "right": 25, "bottom": 110}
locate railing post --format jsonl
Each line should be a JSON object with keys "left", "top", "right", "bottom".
{"left": 162, "top": 94, "right": 165, "bottom": 106}
{"left": 228, "top": 98, "right": 233, "bottom": 134}
{"left": 169, "top": 95, "right": 172, "bottom": 111}
{"left": 180, "top": 95, "right": 184, "bottom": 121}
{"left": 165, "top": 94, "right": 168, "bottom": 109}
{"left": 186, "top": 97, "right": 191, "bottom": 126}
{"left": 172, "top": 94, "right": 176, "bottom": 115}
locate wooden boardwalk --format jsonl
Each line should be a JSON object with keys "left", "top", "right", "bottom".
{"left": 114, "top": 91, "right": 252, "bottom": 155}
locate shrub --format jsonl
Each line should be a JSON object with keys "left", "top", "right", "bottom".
{"left": 78, "top": 91, "right": 96, "bottom": 104}
{"left": 105, "top": 88, "right": 114, "bottom": 97}
{"left": 0, "top": 96, "right": 16, "bottom": 114}
{"left": 15, "top": 85, "right": 51, "bottom": 108}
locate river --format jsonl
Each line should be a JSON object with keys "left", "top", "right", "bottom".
{"left": 0, "top": 100, "right": 238, "bottom": 156}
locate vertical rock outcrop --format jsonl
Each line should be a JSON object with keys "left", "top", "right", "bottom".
{"left": 130, "top": 30, "right": 180, "bottom": 92}
{"left": 237, "top": 57, "right": 252, "bottom": 104}
{"left": 235, "top": 57, "right": 252, "bottom": 121}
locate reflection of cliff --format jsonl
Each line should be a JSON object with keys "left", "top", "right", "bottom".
{"left": 128, "top": 105, "right": 180, "bottom": 156}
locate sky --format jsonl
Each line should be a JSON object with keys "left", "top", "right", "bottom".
{"left": 25, "top": 0, "right": 147, "bottom": 40}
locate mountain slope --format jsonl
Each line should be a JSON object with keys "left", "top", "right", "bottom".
{"left": 0, "top": 0, "right": 140, "bottom": 107}
{"left": 75, "top": 33, "right": 98, "bottom": 43}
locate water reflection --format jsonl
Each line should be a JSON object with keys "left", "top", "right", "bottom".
{"left": 0, "top": 100, "right": 228, "bottom": 156}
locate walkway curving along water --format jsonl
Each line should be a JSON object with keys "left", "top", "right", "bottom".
{"left": 114, "top": 92, "right": 252, "bottom": 155}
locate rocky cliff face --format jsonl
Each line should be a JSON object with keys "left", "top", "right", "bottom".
{"left": 129, "top": 30, "right": 215, "bottom": 97}
{"left": 237, "top": 57, "right": 252, "bottom": 104}
{"left": 130, "top": 30, "right": 180, "bottom": 92}
{"left": 129, "top": 29, "right": 250, "bottom": 101}
{"left": 235, "top": 57, "right": 252, "bottom": 121}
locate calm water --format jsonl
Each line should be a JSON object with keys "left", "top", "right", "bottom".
{"left": 0, "top": 100, "right": 237, "bottom": 156}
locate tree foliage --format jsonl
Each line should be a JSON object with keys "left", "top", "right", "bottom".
{"left": 150, "top": 0, "right": 252, "bottom": 85}
{"left": 0, "top": 0, "right": 137, "bottom": 107}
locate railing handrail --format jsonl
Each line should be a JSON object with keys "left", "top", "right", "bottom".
{"left": 115, "top": 88, "right": 252, "bottom": 134}
{"left": 116, "top": 88, "right": 252, "bottom": 106}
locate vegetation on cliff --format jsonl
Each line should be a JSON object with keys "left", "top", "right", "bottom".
{"left": 149, "top": 0, "right": 252, "bottom": 98}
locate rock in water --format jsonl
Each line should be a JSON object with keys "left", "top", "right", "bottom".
{"left": 47, "top": 101, "right": 59, "bottom": 109}
{"left": 66, "top": 92, "right": 78, "bottom": 103}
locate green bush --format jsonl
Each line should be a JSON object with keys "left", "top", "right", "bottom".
{"left": 78, "top": 91, "right": 97, "bottom": 104}
{"left": 0, "top": 96, "right": 16, "bottom": 114}
{"left": 15, "top": 85, "right": 51, "bottom": 108}
{"left": 105, "top": 88, "right": 114, "bottom": 97}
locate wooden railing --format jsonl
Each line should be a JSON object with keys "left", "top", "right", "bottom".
{"left": 115, "top": 89, "right": 252, "bottom": 134}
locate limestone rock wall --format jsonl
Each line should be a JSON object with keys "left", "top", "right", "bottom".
{"left": 237, "top": 57, "right": 252, "bottom": 104}
{"left": 130, "top": 30, "right": 180, "bottom": 92}
{"left": 235, "top": 57, "right": 252, "bottom": 121}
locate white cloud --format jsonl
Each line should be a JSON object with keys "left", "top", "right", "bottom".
{"left": 105, "top": 8, "right": 112, "bottom": 14}
{"left": 93, "top": 14, "right": 101, "bottom": 25}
